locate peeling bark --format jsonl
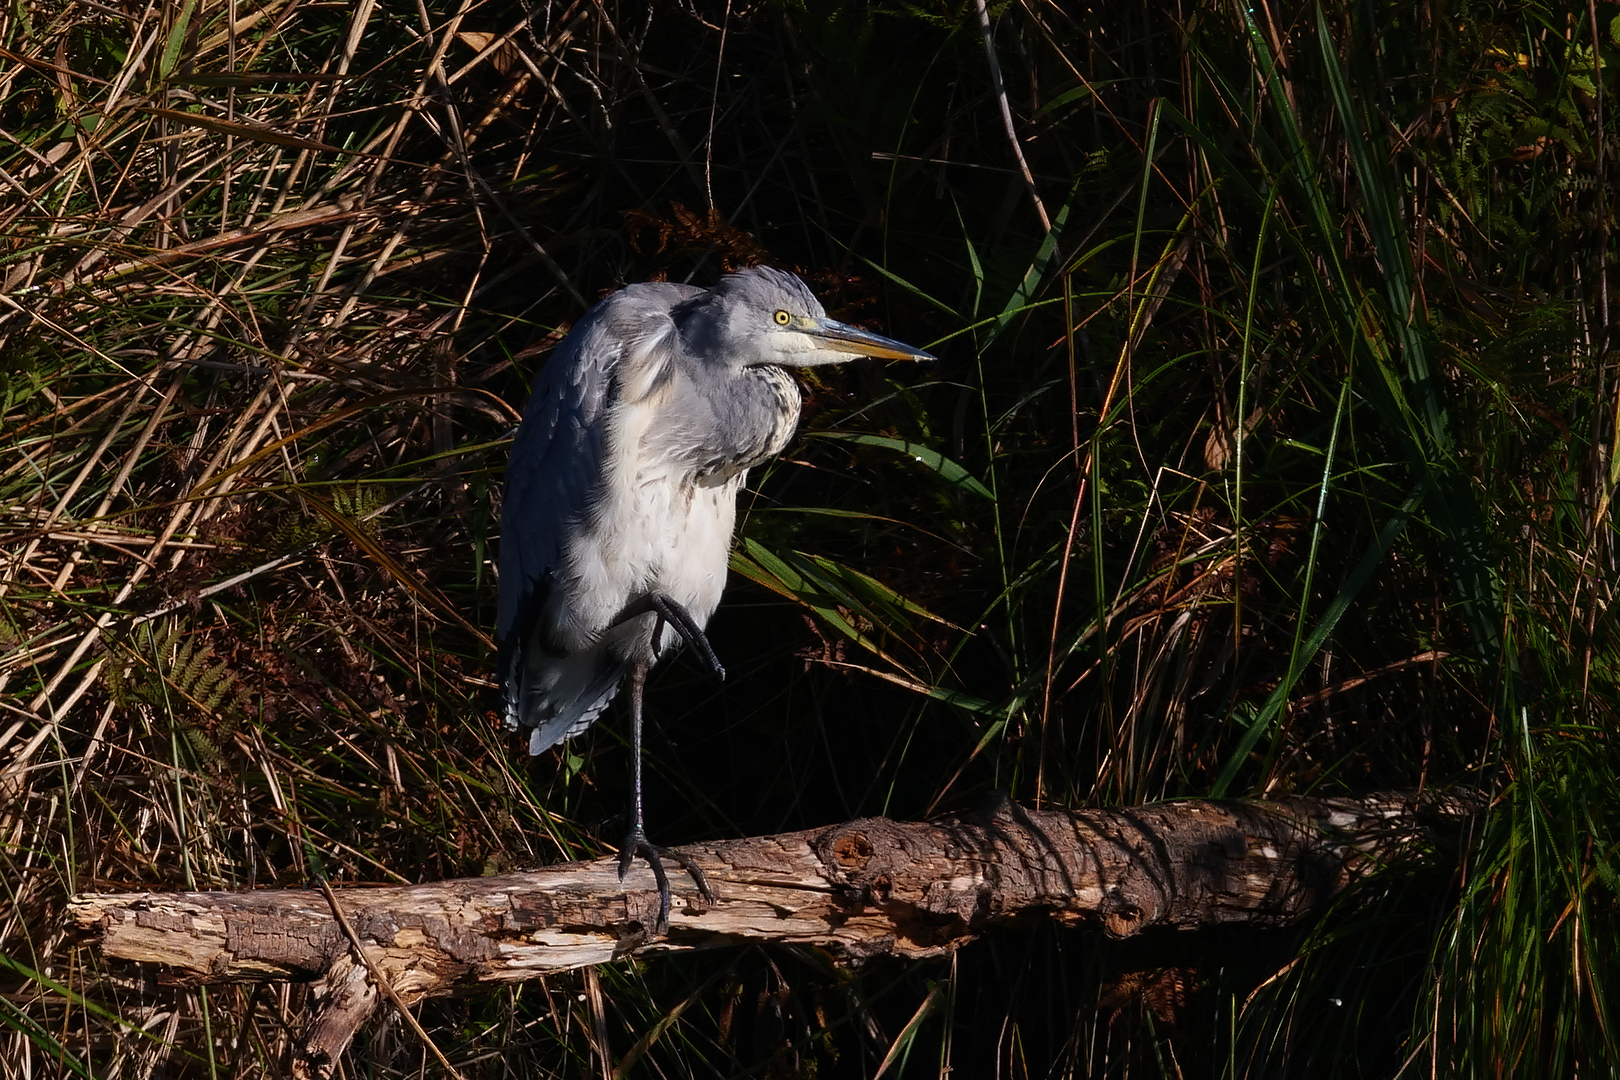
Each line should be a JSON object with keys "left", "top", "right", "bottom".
{"left": 66, "top": 791, "right": 1481, "bottom": 1079}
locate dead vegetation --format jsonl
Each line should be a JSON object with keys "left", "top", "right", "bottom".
{"left": 3, "top": 0, "right": 1618, "bottom": 1076}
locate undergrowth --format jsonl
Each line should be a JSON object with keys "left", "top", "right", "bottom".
{"left": 0, "top": 0, "right": 1615, "bottom": 1076}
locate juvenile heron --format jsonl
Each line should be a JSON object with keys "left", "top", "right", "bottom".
{"left": 497, "top": 266, "right": 934, "bottom": 929}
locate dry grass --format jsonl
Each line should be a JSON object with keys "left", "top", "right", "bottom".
{"left": 0, "top": 2, "right": 659, "bottom": 1074}
{"left": 2, "top": 0, "right": 1617, "bottom": 1076}
{"left": 0, "top": 0, "right": 976, "bottom": 1074}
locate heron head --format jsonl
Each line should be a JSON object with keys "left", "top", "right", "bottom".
{"left": 675, "top": 266, "right": 936, "bottom": 370}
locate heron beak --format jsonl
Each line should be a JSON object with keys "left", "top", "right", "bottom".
{"left": 802, "top": 316, "right": 937, "bottom": 362}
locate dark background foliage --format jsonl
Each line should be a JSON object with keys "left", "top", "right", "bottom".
{"left": 1, "top": 0, "right": 1616, "bottom": 1075}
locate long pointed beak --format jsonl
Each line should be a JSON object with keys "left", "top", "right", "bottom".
{"left": 805, "top": 316, "right": 936, "bottom": 362}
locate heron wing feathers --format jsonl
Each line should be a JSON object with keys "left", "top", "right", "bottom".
{"left": 498, "top": 282, "right": 702, "bottom": 747}
{"left": 516, "top": 635, "right": 628, "bottom": 753}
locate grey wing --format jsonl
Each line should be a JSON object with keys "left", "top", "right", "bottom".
{"left": 496, "top": 311, "right": 621, "bottom": 751}
{"left": 495, "top": 282, "right": 700, "bottom": 753}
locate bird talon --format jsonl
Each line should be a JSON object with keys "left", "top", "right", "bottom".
{"left": 610, "top": 593, "right": 726, "bottom": 681}
{"left": 619, "top": 832, "right": 717, "bottom": 933}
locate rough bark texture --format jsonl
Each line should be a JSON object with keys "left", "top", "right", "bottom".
{"left": 67, "top": 791, "right": 1481, "bottom": 1079}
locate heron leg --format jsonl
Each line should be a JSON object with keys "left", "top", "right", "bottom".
{"left": 612, "top": 593, "right": 726, "bottom": 680}
{"left": 618, "top": 660, "right": 717, "bottom": 933}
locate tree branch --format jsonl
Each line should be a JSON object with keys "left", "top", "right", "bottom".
{"left": 67, "top": 791, "right": 1482, "bottom": 1079}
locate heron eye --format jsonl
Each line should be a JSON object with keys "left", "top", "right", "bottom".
{"left": 773, "top": 310, "right": 791, "bottom": 326}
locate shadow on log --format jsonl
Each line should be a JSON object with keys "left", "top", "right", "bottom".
{"left": 67, "top": 790, "right": 1482, "bottom": 1078}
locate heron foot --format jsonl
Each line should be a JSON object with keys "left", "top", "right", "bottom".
{"left": 614, "top": 593, "right": 726, "bottom": 681}
{"left": 618, "top": 828, "right": 717, "bottom": 933}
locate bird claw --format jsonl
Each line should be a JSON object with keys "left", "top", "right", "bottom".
{"left": 618, "top": 828, "right": 717, "bottom": 933}
{"left": 613, "top": 594, "right": 726, "bottom": 681}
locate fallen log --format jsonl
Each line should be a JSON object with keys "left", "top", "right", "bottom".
{"left": 67, "top": 790, "right": 1481, "bottom": 1078}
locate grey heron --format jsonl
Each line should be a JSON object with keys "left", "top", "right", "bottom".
{"left": 497, "top": 265, "right": 935, "bottom": 930}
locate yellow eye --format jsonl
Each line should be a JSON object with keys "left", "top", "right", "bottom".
{"left": 773, "top": 310, "right": 791, "bottom": 326}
